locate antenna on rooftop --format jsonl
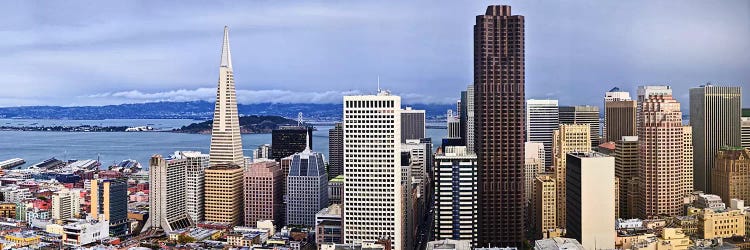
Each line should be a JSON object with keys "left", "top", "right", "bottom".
{"left": 377, "top": 75, "right": 381, "bottom": 93}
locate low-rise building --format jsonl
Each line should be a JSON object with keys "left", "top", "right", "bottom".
{"left": 698, "top": 208, "right": 745, "bottom": 239}
{"left": 61, "top": 218, "right": 109, "bottom": 247}
{"left": 4, "top": 231, "right": 41, "bottom": 247}
{"left": 328, "top": 175, "right": 343, "bottom": 205}
{"left": 426, "top": 239, "right": 471, "bottom": 250}
{"left": 534, "top": 237, "right": 584, "bottom": 250}
{"left": 316, "top": 204, "right": 343, "bottom": 246}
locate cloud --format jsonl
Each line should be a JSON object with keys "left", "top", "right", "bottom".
{"left": 84, "top": 88, "right": 455, "bottom": 105}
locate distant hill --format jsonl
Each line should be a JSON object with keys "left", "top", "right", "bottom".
{"left": 0, "top": 101, "right": 454, "bottom": 121}
{"left": 175, "top": 115, "right": 298, "bottom": 134}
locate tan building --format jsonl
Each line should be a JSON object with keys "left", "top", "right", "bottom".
{"left": 615, "top": 136, "right": 639, "bottom": 218}
{"left": 0, "top": 203, "right": 15, "bottom": 218}
{"left": 682, "top": 126, "right": 694, "bottom": 197}
{"left": 552, "top": 124, "right": 591, "bottom": 228}
{"left": 637, "top": 86, "right": 686, "bottom": 218}
{"left": 533, "top": 174, "right": 557, "bottom": 239}
{"left": 711, "top": 147, "right": 750, "bottom": 204}
{"left": 605, "top": 100, "right": 637, "bottom": 143}
{"left": 628, "top": 228, "right": 691, "bottom": 250}
{"left": 698, "top": 208, "right": 745, "bottom": 239}
{"left": 209, "top": 26, "right": 244, "bottom": 167}
{"left": 565, "top": 152, "right": 615, "bottom": 250}
{"left": 204, "top": 163, "right": 244, "bottom": 226}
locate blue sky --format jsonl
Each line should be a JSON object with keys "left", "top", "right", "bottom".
{"left": 0, "top": 1, "right": 748, "bottom": 108}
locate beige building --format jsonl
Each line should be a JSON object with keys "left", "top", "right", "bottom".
{"left": 711, "top": 147, "right": 750, "bottom": 203}
{"left": 628, "top": 228, "right": 691, "bottom": 250}
{"left": 742, "top": 117, "right": 750, "bottom": 149}
{"left": 605, "top": 100, "right": 637, "bottom": 143}
{"left": 204, "top": 164, "right": 244, "bottom": 226}
{"left": 615, "top": 136, "right": 639, "bottom": 218}
{"left": 565, "top": 152, "right": 615, "bottom": 250}
{"left": 533, "top": 174, "right": 556, "bottom": 239}
{"left": 682, "top": 126, "right": 694, "bottom": 197}
{"left": 552, "top": 124, "right": 591, "bottom": 228}
{"left": 698, "top": 208, "right": 745, "bottom": 239}
{"left": 525, "top": 142, "right": 545, "bottom": 202}
{"left": 209, "top": 26, "right": 244, "bottom": 167}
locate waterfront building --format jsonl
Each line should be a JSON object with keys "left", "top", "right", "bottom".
{"left": 286, "top": 146, "right": 328, "bottom": 227}
{"left": 51, "top": 189, "right": 81, "bottom": 222}
{"left": 329, "top": 122, "right": 344, "bottom": 179}
{"left": 565, "top": 152, "right": 615, "bottom": 250}
{"left": 328, "top": 175, "right": 344, "bottom": 205}
{"left": 272, "top": 126, "right": 312, "bottom": 161}
{"left": 712, "top": 147, "right": 750, "bottom": 203}
{"left": 559, "top": 106, "right": 600, "bottom": 149}
{"left": 343, "top": 92, "right": 403, "bottom": 249}
{"left": 690, "top": 85, "right": 742, "bottom": 193}
{"left": 526, "top": 99, "right": 559, "bottom": 167}
{"left": 614, "top": 136, "right": 639, "bottom": 218}
{"left": 244, "top": 160, "right": 283, "bottom": 227}
{"left": 525, "top": 142, "right": 545, "bottom": 202}
{"left": 552, "top": 124, "right": 590, "bottom": 228}
{"left": 148, "top": 154, "right": 193, "bottom": 232}
{"left": 604, "top": 88, "right": 636, "bottom": 143}
{"left": 433, "top": 146, "right": 478, "bottom": 245}
{"left": 204, "top": 163, "right": 244, "bottom": 226}
{"left": 91, "top": 179, "right": 128, "bottom": 236}
{"left": 474, "top": 5, "right": 526, "bottom": 246}
{"left": 533, "top": 174, "right": 557, "bottom": 240}
{"left": 637, "top": 86, "right": 686, "bottom": 218}
{"left": 174, "top": 151, "right": 209, "bottom": 224}
{"left": 401, "top": 107, "right": 426, "bottom": 143}
{"left": 209, "top": 26, "right": 244, "bottom": 167}
{"left": 252, "top": 144, "right": 272, "bottom": 160}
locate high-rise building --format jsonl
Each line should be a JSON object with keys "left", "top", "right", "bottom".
{"left": 328, "top": 175, "right": 344, "bottom": 205}
{"left": 175, "top": 151, "right": 209, "bottom": 224}
{"left": 682, "top": 126, "right": 694, "bottom": 196}
{"left": 463, "top": 85, "right": 476, "bottom": 154}
{"left": 565, "top": 152, "right": 615, "bottom": 250}
{"left": 711, "top": 147, "right": 750, "bottom": 204}
{"left": 252, "top": 144, "right": 272, "bottom": 160}
{"left": 552, "top": 124, "right": 591, "bottom": 229}
{"left": 637, "top": 86, "right": 685, "bottom": 218}
{"left": 272, "top": 126, "right": 313, "bottom": 161}
{"left": 434, "top": 146, "right": 478, "bottom": 246}
{"left": 51, "top": 189, "right": 81, "bottom": 222}
{"left": 401, "top": 107, "right": 426, "bottom": 143}
{"left": 91, "top": 179, "right": 128, "bottom": 236}
{"left": 689, "top": 85, "right": 742, "bottom": 193}
{"left": 244, "top": 161, "right": 283, "bottom": 227}
{"left": 403, "top": 139, "right": 432, "bottom": 195}
{"left": 605, "top": 101, "right": 636, "bottom": 144}
{"left": 328, "top": 122, "right": 344, "bottom": 179}
{"left": 533, "top": 174, "right": 556, "bottom": 240}
{"left": 559, "top": 106, "right": 600, "bottom": 148}
{"left": 743, "top": 115, "right": 750, "bottom": 149}
{"left": 447, "top": 110, "right": 461, "bottom": 139}
{"left": 286, "top": 147, "right": 329, "bottom": 227}
{"left": 474, "top": 5, "right": 526, "bottom": 246}
{"left": 525, "top": 142, "right": 545, "bottom": 202}
{"left": 604, "top": 87, "right": 631, "bottom": 102}
{"left": 209, "top": 26, "right": 244, "bottom": 167}
{"left": 204, "top": 163, "right": 244, "bottom": 226}
{"left": 526, "top": 99, "right": 559, "bottom": 167}
{"left": 149, "top": 154, "right": 193, "bottom": 232}
{"left": 614, "top": 136, "right": 638, "bottom": 219}
{"left": 343, "top": 92, "right": 403, "bottom": 249}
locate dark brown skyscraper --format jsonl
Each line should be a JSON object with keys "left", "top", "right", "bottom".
{"left": 474, "top": 5, "right": 525, "bottom": 247}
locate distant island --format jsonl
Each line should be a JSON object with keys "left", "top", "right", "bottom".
{"left": 173, "top": 115, "right": 300, "bottom": 134}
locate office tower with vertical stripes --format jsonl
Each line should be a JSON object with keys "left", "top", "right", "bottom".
{"left": 149, "top": 154, "right": 193, "bottom": 232}
{"left": 434, "top": 146, "right": 478, "bottom": 246}
{"left": 552, "top": 124, "right": 591, "bottom": 229}
{"left": 401, "top": 107, "right": 426, "bottom": 143}
{"left": 559, "top": 106, "right": 600, "bottom": 148}
{"left": 328, "top": 123, "right": 344, "bottom": 179}
{"left": 604, "top": 88, "right": 636, "bottom": 143}
{"left": 527, "top": 99, "right": 559, "bottom": 167}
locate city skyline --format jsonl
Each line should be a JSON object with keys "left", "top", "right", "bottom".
{"left": 0, "top": 1, "right": 747, "bottom": 109}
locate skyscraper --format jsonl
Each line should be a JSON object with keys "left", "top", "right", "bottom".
{"left": 149, "top": 154, "right": 193, "bottom": 232}
{"left": 604, "top": 89, "right": 636, "bottom": 143}
{"left": 559, "top": 106, "right": 600, "bottom": 148}
{"left": 447, "top": 109, "right": 461, "bottom": 139}
{"left": 343, "top": 92, "right": 403, "bottom": 249}
{"left": 526, "top": 99, "right": 559, "bottom": 167}
{"left": 91, "top": 179, "right": 128, "bottom": 236}
{"left": 743, "top": 114, "right": 750, "bottom": 149}
{"left": 637, "top": 86, "right": 685, "bottom": 218}
{"left": 614, "top": 136, "right": 638, "bottom": 219}
{"left": 474, "top": 5, "right": 526, "bottom": 246}
{"left": 532, "top": 174, "right": 556, "bottom": 240}
{"left": 328, "top": 123, "right": 344, "bottom": 180}
{"left": 177, "top": 151, "right": 209, "bottom": 223}
{"left": 244, "top": 161, "right": 283, "bottom": 227}
{"left": 525, "top": 142, "right": 545, "bottom": 202}
{"left": 682, "top": 126, "right": 694, "bottom": 197}
{"left": 552, "top": 124, "right": 591, "bottom": 229}
{"left": 463, "top": 85, "right": 476, "bottom": 154}
{"left": 252, "top": 144, "right": 272, "bottom": 160}
{"left": 401, "top": 107, "right": 426, "bottom": 143}
{"left": 286, "top": 147, "right": 329, "bottom": 227}
{"left": 272, "top": 126, "right": 313, "bottom": 161}
{"left": 209, "top": 26, "right": 244, "bottom": 167}
{"left": 711, "top": 147, "right": 750, "bottom": 204}
{"left": 565, "top": 152, "right": 615, "bottom": 250}
{"left": 689, "top": 85, "right": 742, "bottom": 193}
{"left": 204, "top": 163, "right": 244, "bottom": 226}
{"left": 433, "top": 146, "right": 478, "bottom": 246}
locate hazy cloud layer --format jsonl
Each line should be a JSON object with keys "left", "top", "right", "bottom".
{"left": 0, "top": 1, "right": 747, "bottom": 108}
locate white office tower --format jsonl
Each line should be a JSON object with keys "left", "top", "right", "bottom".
{"left": 174, "top": 151, "right": 209, "bottom": 223}
{"left": 402, "top": 139, "right": 431, "bottom": 194}
{"left": 464, "top": 85, "right": 475, "bottom": 154}
{"left": 604, "top": 87, "right": 632, "bottom": 102}
{"left": 209, "top": 26, "right": 244, "bottom": 167}
{"left": 51, "top": 189, "right": 81, "bottom": 221}
{"left": 526, "top": 99, "right": 559, "bottom": 167}
{"left": 565, "top": 152, "right": 615, "bottom": 250}
{"left": 524, "top": 142, "right": 545, "bottom": 202}
{"left": 149, "top": 154, "right": 193, "bottom": 232}
{"left": 253, "top": 144, "right": 272, "bottom": 161}
{"left": 286, "top": 145, "right": 329, "bottom": 227}
{"left": 343, "top": 92, "right": 404, "bottom": 250}
{"left": 433, "top": 146, "right": 478, "bottom": 246}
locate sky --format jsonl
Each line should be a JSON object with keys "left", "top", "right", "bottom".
{"left": 0, "top": 0, "right": 748, "bottom": 109}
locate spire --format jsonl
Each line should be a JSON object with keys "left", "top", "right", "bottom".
{"left": 220, "top": 26, "right": 232, "bottom": 69}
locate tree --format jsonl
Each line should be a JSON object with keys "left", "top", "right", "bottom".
{"left": 177, "top": 234, "right": 197, "bottom": 244}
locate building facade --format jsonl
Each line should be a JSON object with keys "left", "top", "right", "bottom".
{"left": 474, "top": 5, "right": 526, "bottom": 246}
{"left": 552, "top": 124, "right": 591, "bottom": 228}
{"left": 329, "top": 122, "right": 344, "bottom": 179}
{"left": 176, "top": 151, "right": 209, "bottom": 224}
{"left": 525, "top": 142, "right": 545, "bottom": 203}
{"left": 742, "top": 116, "right": 750, "bottom": 149}
{"left": 204, "top": 163, "right": 244, "bottom": 226}
{"left": 287, "top": 148, "right": 329, "bottom": 227}
{"left": 51, "top": 189, "right": 81, "bottom": 222}
{"left": 244, "top": 161, "right": 283, "bottom": 227}
{"left": 533, "top": 174, "right": 557, "bottom": 240}
{"left": 401, "top": 107, "right": 426, "bottom": 143}
{"left": 711, "top": 147, "right": 750, "bottom": 204}
{"left": 463, "top": 85, "right": 476, "bottom": 153}
{"left": 614, "top": 136, "right": 638, "bottom": 219}
{"left": 272, "top": 126, "right": 313, "bottom": 161}
{"left": 343, "top": 93, "right": 404, "bottom": 249}
{"left": 526, "top": 99, "right": 559, "bottom": 167}
{"left": 690, "top": 85, "right": 742, "bottom": 193}
{"left": 434, "top": 146, "right": 478, "bottom": 245}
{"left": 605, "top": 99, "right": 636, "bottom": 143}
{"left": 328, "top": 175, "right": 344, "bottom": 205}
{"left": 91, "top": 179, "right": 128, "bottom": 236}
{"left": 149, "top": 154, "right": 193, "bottom": 232}
{"left": 559, "top": 106, "right": 600, "bottom": 149}
{"left": 565, "top": 152, "right": 615, "bottom": 250}
{"left": 209, "top": 26, "right": 244, "bottom": 167}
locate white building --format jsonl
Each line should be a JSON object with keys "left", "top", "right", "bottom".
{"left": 1, "top": 186, "right": 32, "bottom": 203}
{"left": 433, "top": 146, "right": 477, "bottom": 246}
{"left": 175, "top": 151, "right": 209, "bottom": 223}
{"left": 402, "top": 139, "right": 432, "bottom": 195}
{"left": 286, "top": 146, "right": 328, "bottom": 227}
{"left": 51, "top": 189, "right": 81, "bottom": 221}
{"left": 526, "top": 99, "right": 559, "bottom": 167}
{"left": 565, "top": 152, "right": 615, "bottom": 250}
{"left": 209, "top": 26, "right": 244, "bottom": 167}
{"left": 253, "top": 144, "right": 272, "bottom": 161}
{"left": 62, "top": 218, "right": 109, "bottom": 247}
{"left": 463, "top": 85, "right": 475, "bottom": 154}
{"left": 149, "top": 154, "right": 193, "bottom": 232}
{"left": 343, "top": 92, "right": 404, "bottom": 250}
{"left": 525, "top": 142, "right": 545, "bottom": 202}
